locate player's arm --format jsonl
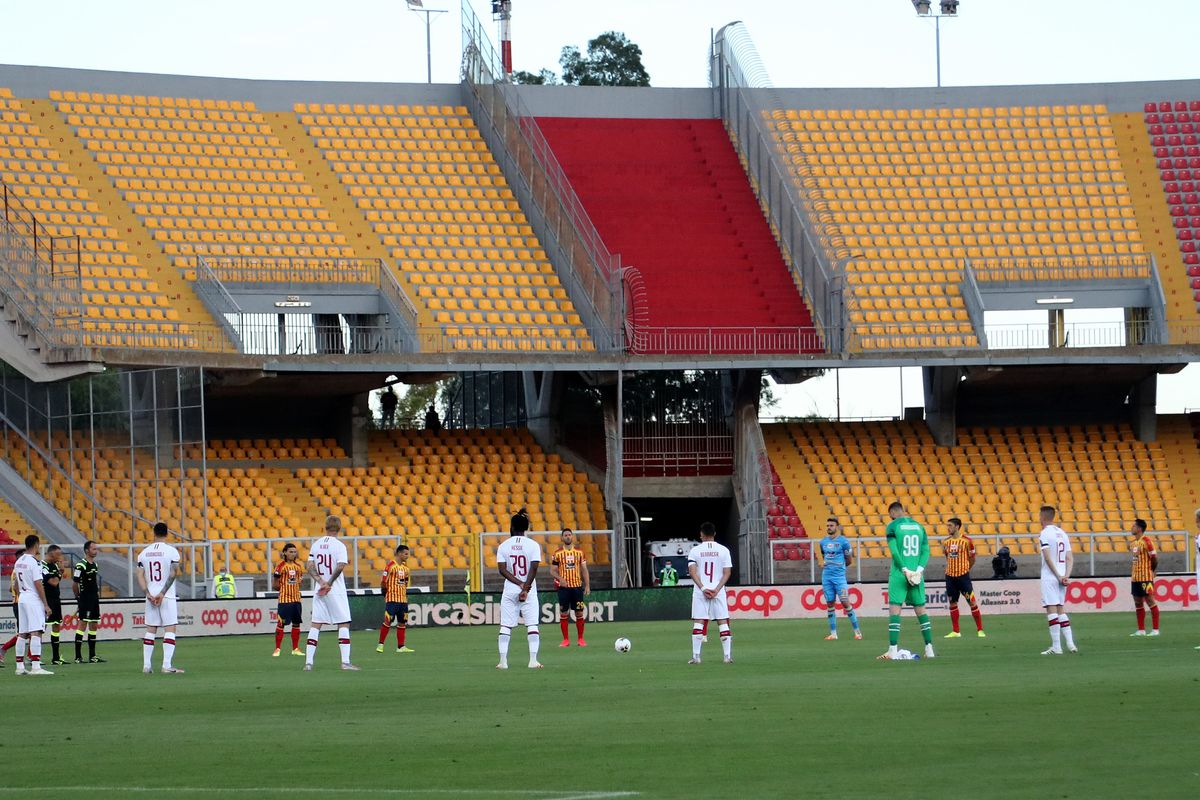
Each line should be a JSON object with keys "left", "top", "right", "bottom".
{"left": 918, "top": 530, "right": 930, "bottom": 571}
{"left": 33, "top": 576, "right": 50, "bottom": 618}
{"left": 272, "top": 566, "right": 282, "bottom": 592}
{"left": 72, "top": 563, "right": 82, "bottom": 595}
{"left": 159, "top": 561, "right": 180, "bottom": 600}
{"left": 549, "top": 554, "right": 561, "bottom": 586}
{"left": 522, "top": 560, "right": 539, "bottom": 592}
{"left": 136, "top": 562, "right": 149, "bottom": 595}
{"left": 1147, "top": 539, "right": 1158, "bottom": 573}
{"left": 496, "top": 555, "right": 521, "bottom": 588}
{"left": 581, "top": 556, "right": 590, "bottom": 595}
{"left": 886, "top": 528, "right": 904, "bottom": 570}
{"left": 967, "top": 539, "right": 976, "bottom": 569}
{"left": 1062, "top": 545, "right": 1073, "bottom": 583}
{"left": 1039, "top": 540, "right": 1062, "bottom": 581}
{"left": 842, "top": 540, "right": 853, "bottom": 568}
{"left": 687, "top": 559, "right": 700, "bottom": 585}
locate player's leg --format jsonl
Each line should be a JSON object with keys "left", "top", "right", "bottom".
{"left": 497, "top": 594, "right": 518, "bottom": 668}
{"left": 377, "top": 605, "right": 394, "bottom": 652}
{"left": 28, "top": 629, "right": 50, "bottom": 673}
{"left": 1042, "top": 602, "right": 1063, "bottom": 653}
{"left": 1148, "top": 589, "right": 1160, "bottom": 634}
{"left": 822, "top": 576, "right": 838, "bottom": 639}
{"left": 689, "top": 591, "right": 709, "bottom": 663}
{"left": 711, "top": 590, "right": 732, "bottom": 661}
{"left": 913, "top": 602, "right": 935, "bottom": 658}
{"left": 274, "top": 604, "right": 288, "bottom": 655}
{"left": 881, "top": 569, "right": 909, "bottom": 658}
{"left": 573, "top": 590, "right": 587, "bottom": 646}
{"left": 159, "top": 598, "right": 182, "bottom": 672}
{"left": 14, "top": 633, "right": 27, "bottom": 674}
{"left": 1057, "top": 604, "right": 1076, "bottom": 651}
{"left": 837, "top": 580, "right": 860, "bottom": 638}
{"left": 946, "top": 578, "right": 962, "bottom": 636}
{"left": 1132, "top": 590, "right": 1147, "bottom": 635}
{"left": 74, "top": 609, "right": 86, "bottom": 662}
{"left": 305, "top": 622, "right": 323, "bottom": 669}
{"left": 963, "top": 578, "right": 984, "bottom": 635}
{"left": 289, "top": 604, "right": 303, "bottom": 654}
{"left": 557, "top": 588, "right": 571, "bottom": 647}
{"left": 395, "top": 604, "right": 410, "bottom": 651}
{"left": 522, "top": 595, "right": 541, "bottom": 668}
{"left": 48, "top": 605, "right": 62, "bottom": 664}
{"left": 143, "top": 622, "right": 159, "bottom": 673}
{"left": 86, "top": 599, "right": 102, "bottom": 661}
{"left": 333, "top": 593, "right": 355, "bottom": 669}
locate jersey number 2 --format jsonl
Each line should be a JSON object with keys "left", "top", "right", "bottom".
{"left": 902, "top": 534, "right": 920, "bottom": 558}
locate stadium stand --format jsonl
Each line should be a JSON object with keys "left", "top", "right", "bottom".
{"left": 772, "top": 105, "right": 1148, "bottom": 349}
{"left": 537, "top": 117, "right": 819, "bottom": 354}
{"left": 765, "top": 461, "right": 811, "bottom": 562}
{"left": 294, "top": 103, "right": 594, "bottom": 351}
{"left": 53, "top": 91, "right": 355, "bottom": 277}
{"left": 0, "top": 88, "right": 193, "bottom": 347}
{"left": 0, "top": 496, "right": 32, "bottom": 547}
{"left": 1137, "top": 101, "right": 1200, "bottom": 314}
{"left": 765, "top": 419, "right": 1191, "bottom": 559}
{"left": 205, "top": 438, "right": 346, "bottom": 462}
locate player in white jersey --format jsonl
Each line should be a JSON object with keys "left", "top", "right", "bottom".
{"left": 136, "top": 522, "right": 185, "bottom": 674}
{"left": 495, "top": 508, "right": 543, "bottom": 669}
{"left": 12, "top": 535, "right": 54, "bottom": 675}
{"left": 1037, "top": 506, "right": 1077, "bottom": 655}
{"left": 304, "top": 515, "right": 359, "bottom": 671}
{"left": 687, "top": 522, "right": 734, "bottom": 665}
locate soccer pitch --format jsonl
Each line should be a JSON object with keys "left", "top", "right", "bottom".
{"left": 3, "top": 613, "right": 1198, "bottom": 799}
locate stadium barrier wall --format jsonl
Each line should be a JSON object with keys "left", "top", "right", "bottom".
{"left": 723, "top": 577, "right": 1200, "bottom": 620}
{"left": 9, "top": 577, "right": 1195, "bottom": 639}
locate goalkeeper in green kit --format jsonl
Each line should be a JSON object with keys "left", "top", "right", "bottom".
{"left": 878, "top": 501, "right": 936, "bottom": 661}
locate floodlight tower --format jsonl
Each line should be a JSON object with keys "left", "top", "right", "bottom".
{"left": 492, "top": 1, "right": 513, "bottom": 77}
{"left": 407, "top": 0, "right": 447, "bottom": 84}
{"left": 911, "top": 0, "right": 959, "bottom": 88}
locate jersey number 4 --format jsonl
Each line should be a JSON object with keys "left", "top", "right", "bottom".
{"left": 902, "top": 534, "right": 921, "bottom": 558}
{"left": 703, "top": 562, "right": 716, "bottom": 582}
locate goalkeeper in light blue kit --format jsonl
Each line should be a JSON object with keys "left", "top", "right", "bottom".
{"left": 819, "top": 518, "right": 861, "bottom": 640}
{"left": 878, "top": 501, "right": 936, "bottom": 660}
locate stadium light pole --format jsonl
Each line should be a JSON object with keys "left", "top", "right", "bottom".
{"left": 407, "top": 0, "right": 448, "bottom": 84}
{"left": 911, "top": 1, "right": 959, "bottom": 88}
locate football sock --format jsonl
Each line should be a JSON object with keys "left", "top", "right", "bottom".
{"left": 337, "top": 626, "right": 351, "bottom": 663}
{"left": 396, "top": 625, "right": 406, "bottom": 648}
{"left": 498, "top": 626, "right": 511, "bottom": 665}
{"left": 1150, "top": 605, "right": 1160, "bottom": 631}
{"left": 692, "top": 624, "right": 704, "bottom": 658}
{"left": 143, "top": 633, "right": 155, "bottom": 670}
{"left": 970, "top": 604, "right": 983, "bottom": 631}
{"left": 88, "top": 631, "right": 97, "bottom": 659}
{"left": 1047, "top": 614, "right": 1061, "bottom": 649}
{"left": 290, "top": 627, "right": 301, "bottom": 650}
{"left": 701, "top": 620, "right": 709, "bottom": 636}
{"left": 1136, "top": 607, "right": 1146, "bottom": 630}
{"left": 15, "top": 637, "right": 25, "bottom": 667}
{"left": 527, "top": 628, "right": 540, "bottom": 664}
{"left": 75, "top": 632, "right": 84, "bottom": 660}
{"left": 163, "top": 636, "right": 176, "bottom": 669}
{"left": 1058, "top": 614, "right": 1075, "bottom": 649}
{"left": 275, "top": 625, "right": 287, "bottom": 649}
{"left": 826, "top": 604, "right": 837, "bottom": 633}
{"left": 888, "top": 614, "right": 901, "bottom": 647}
{"left": 559, "top": 616, "right": 570, "bottom": 640}
{"left": 719, "top": 623, "right": 732, "bottom": 658}
{"left": 575, "top": 616, "right": 585, "bottom": 640}
{"left": 846, "top": 607, "right": 860, "bottom": 631}
{"left": 378, "top": 623, "right": 390, "bottom": 645}
{"left": 50, "top": 627, "right": 60, "bottom": 661}
{"left": 28, "top": 636, "right": 41, "bottom": 664}
{"left": 305, "top": 628, "right": 320, "bottom": 665}
{"left": 917, "top": 614, "right": 932, "bottom": 645}
{"left": 949, "top": 605, "right": 961, "bottom": 633}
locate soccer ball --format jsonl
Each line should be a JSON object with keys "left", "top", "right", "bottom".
{"left": 614, "top": 637, "right": 632, "bottom": 653}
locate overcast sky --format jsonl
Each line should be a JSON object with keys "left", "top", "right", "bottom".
{"left": 1, "top": 0, "right": 1197, "bottom": 414}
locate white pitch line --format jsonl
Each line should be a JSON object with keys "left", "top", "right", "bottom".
{"left": 0, "top": 788, "right": 638, "bottom": 798}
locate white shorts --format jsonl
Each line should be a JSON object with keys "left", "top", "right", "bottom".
{"left": 691, "top": 589, "right": 730, "bottom": 621}
{"left": 312, "top": 590, "right": 351, "bottom": 625}
{"left": 144, "top": 596, "right": 179, "bottom": 628}
{"left": 499, "top": 590, "right": 540, "bottom": 629}
{"left": 17, "top": 597, "right": 45, "bottom": 634}
{"left": 1041, "top": 576, "right": 1067, "bottom": 608}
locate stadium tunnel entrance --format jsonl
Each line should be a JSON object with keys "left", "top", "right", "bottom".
{"left": 624, "top": 496, "right": 735, "bottom": 586}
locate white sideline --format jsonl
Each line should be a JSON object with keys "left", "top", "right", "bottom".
{"left": 0, "top": 788, "right": 639, "bottom": 799}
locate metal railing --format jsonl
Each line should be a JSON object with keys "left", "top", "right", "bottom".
{"left": 773, "top": 531, "right": 1193, "bottom": 584}
{"left": 626, "top": 324, "right": 826, "bottom": 356}
{"left": 983, "top": 318, "right": 1160, "bottom": 350}
{"left": 734, "top": 405, "right": 774, "bottom": 584}
{"left": 197, "top": 254, "right": 382, "bottom": 287}
{"left": 711, "top": 24, "right": 841, "bottom": 347}
{"left": 461, "top": 0, "right": 622, "bottom": 352}
{"left": 969, "top": 254, "right": 1155, "bottom": 283}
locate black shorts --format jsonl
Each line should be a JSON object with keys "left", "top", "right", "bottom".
{"left": 557, "top": 586, "right": 585, "bottom": 613}
{"left": 46, "top": 598, "right": 63, "bottom": 625}
{"left": 1131, "top": 580, "right": 1155, "bottom": 600}
{"left": 76, "top": 595, "right": 100, "bottom": 623}
{"left": 946, "top": 574, "right": 975, "bottom": 603}
{"left": 276, "top": 602, "right": 303, "bottom": 626}
{"left": 384, "top": 602, "right": 409, "bottom": 624}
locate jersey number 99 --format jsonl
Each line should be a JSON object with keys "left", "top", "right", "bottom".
{"left": 902, "top": 534, "right": 920, "bottom": 558}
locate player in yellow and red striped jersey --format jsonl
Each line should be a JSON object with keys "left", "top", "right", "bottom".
{"left": 1128, "top": 518, "right": 1160, "bottom": 637}
{"left": 551, "top": 529, "right": 590, "bottom": 648}
{"left": 272, "top": 543, "right": 306, "bottom": 657}
{"left": 377, "top": 545, "right": 414, "bottom": 653}
{"left": 942, "top": 518, "right": 985, "bottom": 638}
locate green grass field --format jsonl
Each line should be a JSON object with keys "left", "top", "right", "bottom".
{"left": 3, "top": 612, "right": 1199, "bottom": 799}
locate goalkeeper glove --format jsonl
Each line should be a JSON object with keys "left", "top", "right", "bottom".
{"left": 903, "top": 568, "right": 922, "bottom": 586}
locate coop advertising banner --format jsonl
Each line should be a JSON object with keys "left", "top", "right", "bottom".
{"left": 724, "top": 575, "right": 1200, "bottom": 620}
{"left": 0, "top": 597, "right": 305, "bottom": 640}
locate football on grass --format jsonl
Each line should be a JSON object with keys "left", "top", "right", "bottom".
{"left": 614, "top": 637, "right": 632, "bottom": 653}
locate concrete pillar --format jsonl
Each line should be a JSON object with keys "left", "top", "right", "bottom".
{"left": 922, "top": 366, "right": 960, "bottom": 447}
{"left": 1129, "top": 373, "right": 1157, "bottom": 442}
{"left": 522, "top": 371, "right": 562, "bottom": 452}
{"left": 343, "top": 392, "right": 371, "bottom": 467}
